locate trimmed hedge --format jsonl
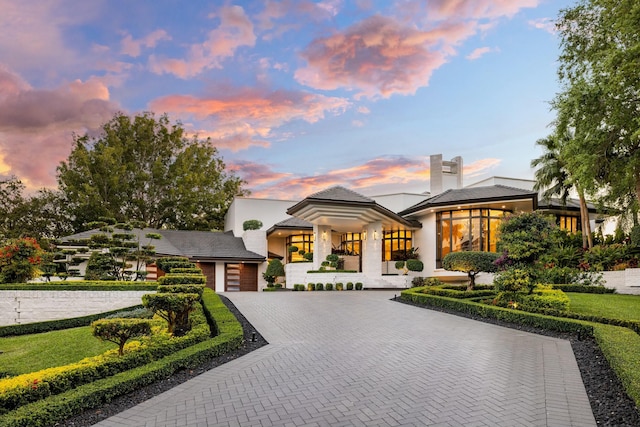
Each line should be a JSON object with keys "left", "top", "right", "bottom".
{"left": 0, "top": 305, "right": 144, "bottom": 337}
{"left": 551, "top": 284, "right": 616, "bottom": 294}
{"left": 0, "top": 290, "right": 242, "bottom": 427}
{"left": 158, "top": 274, "right": 206, "bottom": 286}
{"left": 401, "top": 288, "right": 593, "bottom": 336}
{"left": 0, "top": 282, "right": 158, "bottom": 291}
{"left": 421, "top": 286, "right": 496, "bottom": 299}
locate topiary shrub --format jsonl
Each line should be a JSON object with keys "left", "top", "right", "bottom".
{"left": 336, "top": 282, "right": 344, "bottom": 291}
{"left": 424, "top": 277, "right": 443, "bottom": 287}
{"left": 157, "top": 284, "right": 205, "bottom": 297}
{"left": 303, "top": 252, "right": 313, "bottom": 261}
{"left": 307, "top": 283, "right": 315, "bottom": 291}
{"left": 406, "top": 259, "right": 424, "bottom": 272}
{"left": 346, "top": 282, "right": 354, "bottom": 290}
{"left": 158, "top": 274, "right": 206, "bottom": 286}
{"left": 91, "top": 318, "right": 152, "bottom": 356}
{"left": 355, "top": 282, "right": 363, "bottom": 290}
{"left": 142, "top": 293, "right": 200, "bottom": 336}
{"left": 243, "top": 220, "right": 263, "bottom": 231}
{"left": 315, "top": 283, "right": 324, "bottom": 291}
{"left": 263, "top": 259, "right": 285, "bottom": 285}
{"left": 325, "top": 283, "right": 333, "bottom": 291}
{"left": 395, "top": 260, "right": 406, "bottom": 271}
{"left": 442, "top": 251, "right": 499, "bottom": 290}
{"left": 288, "top": 245, "right": 299, "bottom": 254}
{"left": 411, "top": 277, "right": 425, "bottom": 287}
{"left": 155, "top": 257, "right": 194, "bottom": 273}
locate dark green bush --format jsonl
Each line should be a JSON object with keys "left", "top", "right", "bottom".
{"left": 325, "top": 283, "right": 333, "bottom": 291}
{"left": 169, "top": 268, "right": 202, "bottom": 275}
{"left": 411, "top": 277, "right": 425, "bottom": 287}
{"left": 424, "top": 277, "right": 443, "bottom": 287}
{"left": 551, "top": 284, "right": 615, "bottom": 293}
{"left": 336, "top": 283, "right": 344, "bottom": 291}
{"left": 242, "top": 220, "right": 263, "bottom": 231}
{"left": 346, "top": 282, "right": 354, "bottom": 290}
{"left": 157, "top": 284, "right": 205, "bottom": 297}
{"left": 442, "top": 251, "right": 499, "bottom": 289}
{"left": 155, "top": 257, "right": 194, "bottom": 273}
{"left": 92, "top": 318, "right": 152, "bottom": 356}
{"left": 395, "top": 260, "right": 405, "bottom": 270}
{"left": 355, "top": 282, "right": 363, "bottom": 290}
{"left": 158, "top": 274, "right": 206, "bottom": 286}
{"left": 307, "top": 283, "right": 314, "bottom": 291}
{"left": 142, "top": 293, "right": 200, "bottom": 336}
{"left": 406, "top": 259, "right": 424, "bottom": 272}
{"left": 315, "top": 283, "right": 324, "bottom": 291}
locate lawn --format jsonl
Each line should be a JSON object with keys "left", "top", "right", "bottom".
{"left": 568, "top": 293, "right": 640, "bottom": 321}
{"left": 0, "top": 326, "right": 114, "bottom": 377}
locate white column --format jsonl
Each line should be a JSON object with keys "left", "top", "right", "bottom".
{"left": 362, "top": 221, "right": 382, "bottom": 277}
{"left": 313, "top": 224, "right": 332, "bottom": 270}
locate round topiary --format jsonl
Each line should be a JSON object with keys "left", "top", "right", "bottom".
{"left": 243, "top": 220, "right": 263, "bottom": 231}
{"left": 315, "top": 283, "right": 324, "bottom": 291}
{"left": 355, "top": 282, "right": 363, "bottom": 290}
{"left": 406, "top": 259, "right": 424, "bottom": 272}
{"left": 325, "top": 283, "right": 333, "bottom": 291}
{"left": 346, "top": 282, "right": 354, "bottom": 290}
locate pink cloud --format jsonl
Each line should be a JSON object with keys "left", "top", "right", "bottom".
{"left": 149, "top": 86, "right": 349, "bottom": 151}
{"left": 528, "top": 17, "right": 556, "bottom": 34}
{"left": 241, "top": 155, "right": 501, "bottom": 199}
{"left": 425, "top": 0, "right": 540, "bottom": 20}
{"left": 256, "top": 0, "right": 339, "bottom": 40}
{"left": 149, "top": 5, "right": 255, "bottom": 78}
{"left": 466, "top": 46, "right": 496, "bottom": 60}
{"left": 121, "top": 29, "right": 171, "bottom": 57}
{"left": 0, "top": 67, "right": 119, "bottom": 188}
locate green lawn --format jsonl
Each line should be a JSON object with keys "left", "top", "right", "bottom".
{"left": 0, "top": 326, "right": 114, "bottom": 377}
{"left": 568, "top": 293, "right": 640, "bottom": 321}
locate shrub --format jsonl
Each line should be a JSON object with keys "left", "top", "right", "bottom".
{"left": 155, "top": 257, "right": 194, "bottom": 273}
{"left": 288, "top": 245, "right": 299, "bottom": 253}
{"left": 157, "top": 284, "right": 205, "bottom": 297}
{"left": 242, "top": 220, "right": 262, "bottom": 231}
{"left": 424, "top": 277, "right": 443, "bottom": 287}
{"left": 142, "top": 293, "right": 200, "bottom": 336}
{"left": 315, "top": 283, "right": 324, "bottom": 291}
{"left": 0, "top": 237, "right": 44, "bottom": 283}
{"left": 406, "top": 259, "right": 424, "bottom": 272}
{"left": 158, "top": 274, "right": 206, "bottom": 286}
{"left": 336, "top": 283, "right": 344, "bottom": 291}
{"left": 307, "top": 283, "right": 314, "bottom": 291}
{"left": 494, "top": 268, "right": 532, "bottom": 294}
{"left": 104, "top": 308, "right": 154, "bottom": 320}
{"left": 346, "top": 282, "right": 354, "bottom": 290}
{"left": 355, "top": 282, "right": 363, "bottom": 290}
{"left": 325, "top": 283, "right": 333, "bottom": 291}
{"left": 395, "top": 260, "right": 406, "bottom": 271}
{"left": 92, "top": 319, "right": 152, "bottom": 356}
{"left": 411, "top": 277, "right": 425, "bottom": 287}
{"left": 442, "top": 251, "right": 499, "bottom": 290}
{"left": 263, "top": 259, "right": 285, "bottom": 285}
{"left": 303, "top": 252, "right": 313, "bottom": 261}
{"left": 169, "top": 268, "right": 202, "bottom": 274}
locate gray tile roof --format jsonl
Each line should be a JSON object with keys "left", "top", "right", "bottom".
{"left": 305, "top": 186, "right": 375, "bottom": 204}
{"left": 273, "top": 217, "right": 313, "bottom": 228}
{"left": 59, "top": 228, "right": 264, "bottom": 261}
{"left": 399, "top": 185, "right": 538, "bottom": 215}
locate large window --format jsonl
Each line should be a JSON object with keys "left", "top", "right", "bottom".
{"left": 286, "top": 234, "right": 314, "bottom": 262}
{"left": 382, "top": 230, "right": 413, "bottom": 261}
{"left": 436, "top": 209, "right": 507, "bottom": 268}
{"left": 340, "top": 233, "right": 362, "bottom": 255}
{"left": 557, "top": 215, "right": 580, "bottom": 233}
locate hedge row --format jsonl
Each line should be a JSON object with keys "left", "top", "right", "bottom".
{"left": 515, "top": 305, "right": 640, "bottom": 335}
{"left": 421, "top": 286, "right": 496, "bottom": 299}
{"left": 0, "top": 282, "right": 158, "bottom": 291}
{"left": 0, "top": 305, "right": 143, "bottom": 337}
{"left": 551, "top": 284, "right": 616, "bottom": 294}
{"left": 0, "top": 305, "right": 210, "bottom": 414}
{"left": 400, "top": 287, "right": 594, "bottom": 336}
{"left": 0, "top": 290, "right": 243, "bottom": 427}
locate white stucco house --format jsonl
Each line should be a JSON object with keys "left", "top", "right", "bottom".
{"left": 59, "top": 154, "right": 602, "bottom": 292}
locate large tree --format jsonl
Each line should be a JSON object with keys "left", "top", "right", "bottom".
{"left": 57, "top": 112, "right": 248, "bottom": 231}
{"left": 553, "top": 0, "right": 640, "bottom": 219}
{"left": 531, "top": 133, "right": 593, "bottom": 249}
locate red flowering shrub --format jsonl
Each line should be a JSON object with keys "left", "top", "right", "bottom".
{"left": 0, "top": 237, "right": 44, "bottom": 283}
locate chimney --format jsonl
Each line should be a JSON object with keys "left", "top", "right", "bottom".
{"left": 430, "top": 154, "right": 463, "bottom": 195}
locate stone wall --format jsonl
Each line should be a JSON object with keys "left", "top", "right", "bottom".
{"left": 0, "top": 291, "right": 151, "bottom": 326}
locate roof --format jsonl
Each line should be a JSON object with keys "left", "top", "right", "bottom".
{"left": 537, "top": 197, "right": 600, "bottom": 213}
{"left": 399, "top": 185, "right": 538, "bottom": 215}
{"left": 266, "top": 217, "right": 313, "bottom": 236}
{"left": 59, "top": 227, "right": 265, "bottom": 262}
{"left": 287, "top": 186, "right": 420, "bottom": 231}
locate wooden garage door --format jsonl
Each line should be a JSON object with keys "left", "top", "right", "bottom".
{"left": 196, "top": 262, "right": 216, "bottom": 290}
{"left": 225, "top": 263, "right": 257, "bottom": 292}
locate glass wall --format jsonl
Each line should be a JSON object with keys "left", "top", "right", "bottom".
{"left": 286, "top": 234, "right": 314, "bottom": 262}
{"left": 340, "top": 232, "right": 362, "bottom": 255}
{"left": 436, "top": 209, "right": 507, "bottom": 268}
{"left": 382, "top": 230, "right": 413, "bottom": 261}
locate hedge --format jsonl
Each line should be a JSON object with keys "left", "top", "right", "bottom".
{"left": 0, "top": 305, "right": 145, "bottom": 337}
{"left": 400, "top": 287, "right": 593, "bottom": 336}
{"left": 0, "top": 282, "right": 158, "bottom": 291}
{"left": 158, "top": 274, "right": 206, "bottom": 286}
{"left": 421, "top": 286, "right": 496, "bottom": 299}
{"left": 0, "top": 289, "right": 243, "bottom": 427}
{"left": 551, "top": 284, "right": 616, "bottom": 294}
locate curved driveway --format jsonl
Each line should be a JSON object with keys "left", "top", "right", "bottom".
{"left": 95, "top": 291, "right": 596, "bottom": 427}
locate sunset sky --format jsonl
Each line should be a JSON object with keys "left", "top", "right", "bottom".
{"left": 0, "top": 0, "right": 574, "bottom": 200}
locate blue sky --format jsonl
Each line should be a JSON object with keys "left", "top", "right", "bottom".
{"left": 0, "top": 0, "right": 574, "bottom": 199}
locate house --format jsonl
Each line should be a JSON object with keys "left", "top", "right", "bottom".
{"left": 59, "top": 154, "right": 602, "bottom": 291}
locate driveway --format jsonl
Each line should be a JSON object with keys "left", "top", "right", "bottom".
{"left": 94, "top": 291, "right": 596, "bottom": 426}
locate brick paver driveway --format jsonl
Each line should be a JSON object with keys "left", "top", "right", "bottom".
{"left": 94, "top": 291, "right": 596, "bottom": 427}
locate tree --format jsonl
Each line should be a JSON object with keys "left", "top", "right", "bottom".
{"left": 553, "top": 0, "right": 640, "bottom": 220}
{"left": 92, "top": 318, "right": 152, "bottom": 356}
{"left": 531, "top": 133, "right": 593, "bottom": 249}
{"left": 57, "top": 112, "right": 248, "bottom": 232}
{"left": 442, "top": 251, "right": 499, "bottom": 290}
{"left": 263, "top": 259, "right": 285, "bottom": 286}
{"left": 0, "top": 237, "right": 44, "bottom": 283}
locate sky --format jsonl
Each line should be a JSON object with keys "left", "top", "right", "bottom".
{"left": 0, "top": 0, "right": 576, "bottom": 200}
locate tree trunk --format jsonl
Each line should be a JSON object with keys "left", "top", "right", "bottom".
{"left": 577, "top": 188, "right": 593, "bottom": 249}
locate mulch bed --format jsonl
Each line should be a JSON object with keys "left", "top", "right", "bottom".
{"left": 58, "top": 295, "right": 640, "bottom": 426}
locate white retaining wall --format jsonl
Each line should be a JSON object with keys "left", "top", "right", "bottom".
{"left": 0, "top": 291, "right": 151, "bottom": 326}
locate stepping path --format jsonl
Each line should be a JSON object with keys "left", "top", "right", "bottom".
{"left": 94, "top": 291, "right": 596, "bottom": 426}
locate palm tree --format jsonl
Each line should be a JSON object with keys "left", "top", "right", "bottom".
{"left": 531, "top": 132, "right": 593, "bottom": 249}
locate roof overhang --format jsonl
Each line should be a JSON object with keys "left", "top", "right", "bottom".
{"left": 287, "top": 199, "right": 420, "bottom": 232}
{"left": 403, "top": 195, "right": 538, "bottom": 217}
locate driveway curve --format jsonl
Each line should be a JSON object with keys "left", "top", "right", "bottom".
{"left": 94, "top": 291, "right": 596, "bottom": 427}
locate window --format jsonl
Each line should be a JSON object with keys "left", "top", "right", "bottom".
{"left": 340, "top": 233, "right": 362, "bottom": 255}
{"left": 382, "top": 230, "right": 413, "bottom": 261}
{"left": 436, "top": 209, "right": 507, "bottom": 268}
{"left": 286, "top": 234, "right": 314, "bottom": 262}
{"left": 557, "top": 215, "right": 580, "bottom": 233}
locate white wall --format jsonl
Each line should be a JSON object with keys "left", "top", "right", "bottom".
{"left": 0, "top": 290, "right": 151, "bottom": 326}
{"left": 224, "top": 197, "right": 298, "bottom": 237}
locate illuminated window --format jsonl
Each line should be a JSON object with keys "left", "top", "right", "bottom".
{"left": 436, "top": 209, "right": 508, "bottom": 268}
{"left": 382, "top": 230, "right": 413, "bottom": 261}
{"left": 286, "top": 234, "right": 314, "bottom": 262}
{"left": 340, "top": 233, "right": 362, "bottom": 255}
{"left": 557, "top": 215, "right": 580, "bottom": 233}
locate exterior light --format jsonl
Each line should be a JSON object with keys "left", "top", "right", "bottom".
{"left": 373, "top": 230, "right": 378, "bottom": 240}
{"left": 322, "top": 231, "right": 328, "bottom": 241}
{"left": 362, "top": 230, "right": 367, "bottom": 240}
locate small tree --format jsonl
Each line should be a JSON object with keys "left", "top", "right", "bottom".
{"left": 0, "top": 237, "right": 44, "bottom": 283}
{"left": 442, "top": 251, "right": 500, "bottom": 291}
{"left": 243, "top": 220, "right": 263, "bottom": 231}
{"left": 263, "top": 259, "right": 285, "bottom": 286}
{"left": 142, "top": 292, "right": 200, "bottom": 336}
{"left": 92, "top": 318, "right": 152, "bottom": 356}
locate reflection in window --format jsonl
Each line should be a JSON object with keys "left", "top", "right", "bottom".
{"left": 339, "top": 233, "right": 361, "bottom": 255}
{"left": 557, "top": 215, "right": 580, "bottom": 233}
{"left": 286, "top": 234, "right": 314, "bottom": 262}
{"left": 436, "top": 209, "right": 507, "bottom": 268}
